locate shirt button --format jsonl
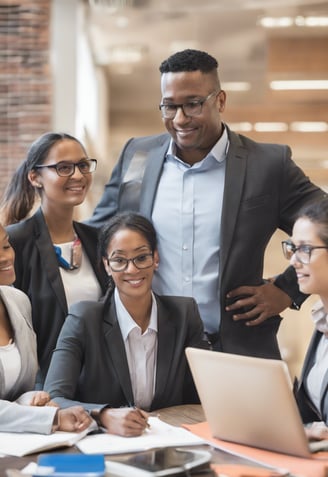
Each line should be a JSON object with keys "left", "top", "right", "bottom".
{"left": 185, "top": 276, "right": 190, "bottom": 282}
{"left": 182, "top": 244, "right": 188, "bottom": 250}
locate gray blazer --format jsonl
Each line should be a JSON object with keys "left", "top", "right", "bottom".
{"left": 0, "top": 286, "right": 37, "bottom": 401}
{"left": 44, "top": 293, "right": 206, "bottom": 411}
{"left": 90, "top": 127, "right": 325, "bottom": 359}
{"left": 0, "top": 286, "right": 57, "bottom": 434}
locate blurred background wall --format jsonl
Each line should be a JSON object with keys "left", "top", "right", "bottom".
{"left": 1, "top": 0, "right": 328, "bottom": 377}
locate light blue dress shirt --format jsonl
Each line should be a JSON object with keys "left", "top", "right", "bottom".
{"left": 152, "top": 128, "right": 228, "bottom": 333}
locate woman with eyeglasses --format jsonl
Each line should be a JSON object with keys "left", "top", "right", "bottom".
{"left": 0, "top": 132, "right": 107, "bottom": 386}
{"left": 282, "top": 198, "right": 328, "bottom": 441}
{"left": 44, "top": 212, "right": 206, "bottom": 436}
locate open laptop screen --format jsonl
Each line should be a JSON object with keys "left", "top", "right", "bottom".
{"left": 186, "top": 347, "right": 311, "bottom": 458}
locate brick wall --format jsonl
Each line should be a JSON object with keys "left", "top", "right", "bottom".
{"left": 0, "top": 0, "right": 52, "bottom": 199}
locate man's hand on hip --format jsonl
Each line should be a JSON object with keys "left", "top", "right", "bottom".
{"left": 226, "top": 282, "right": 292, "bottom": 326}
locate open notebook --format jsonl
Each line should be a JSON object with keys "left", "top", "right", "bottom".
{"left": 186, "top": 347, "right": 325, "bottom": 458}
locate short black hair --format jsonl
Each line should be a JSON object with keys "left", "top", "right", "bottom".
{"left": 159, "top": 49, "right": 218, "bottom": 74}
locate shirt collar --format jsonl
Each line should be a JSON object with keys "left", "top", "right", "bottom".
{"left": 311, "top": 299, "right": 327, "bottom": 322}
{"left": 114, "top": 288, "right": 158, "bottom": 341}
{"left": 166, "top": 123, "right": 229, "bottom": 165}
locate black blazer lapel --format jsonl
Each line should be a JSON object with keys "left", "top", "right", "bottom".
{"left": 220, "top": 129, "right": 248, "bottom": 281}
{"left": 34, "top": 209, "right": 67, "bottom": 313}
{"left": 151, "top": 299, "right": 176, "bottom": 408}
{"left": 103, "top": 300, "right": 135, "bottom": 406}
{"left": 140, "top": 136, "right": 170, "bottom": 217}
{"left": 74, "top": 222, "right": 107, "bottom": 294}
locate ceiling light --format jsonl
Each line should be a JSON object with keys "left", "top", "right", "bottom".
{"left": 290, "top": 122, "right": 328, "bottom": 132}
{"left": 259, "top": 17, "right": 293, "bottom": 28}
{"left": 259, "top": 15, "right": 328, "bottom": 28}
{"left": 228, "top": 122, "right": 252, "bottom": 132}
{"left": 221, "top": 82, "right": 251, "bottom": 92}
{"left": 295, "top": 16, "right": 328, "bottom": 27}
{"left": 89, "top": 0, "right": 133, "bottom": 8}
{"left": 107, "top": 45, "right": 146, "bottom": 63}
{"left": 270, "top": 80, "right": 328, "bottom": 90}
{"left": 254, "top": 122, "right": 288, "bottom": 132}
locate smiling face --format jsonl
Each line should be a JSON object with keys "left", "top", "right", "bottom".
{"left": 290, "top": 217, "right": 328, "bottom": 306}
{"left": 28, "top": 139, "right": 92, "bottom": 213}
{"left": 0, "top": 225, "right": 15, "bottom": 286}
{"left": 160, "top": 70, "right": 226, "bottom": 165}
{"left": 103, "top": 227, "right": 159, "bottom": 306}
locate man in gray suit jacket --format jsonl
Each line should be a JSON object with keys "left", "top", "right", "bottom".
{"left": 89, "top": 49, "right": 325, "bottom": 358}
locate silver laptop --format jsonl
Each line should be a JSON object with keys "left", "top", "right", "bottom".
{"left": 186, "top": 347, "right": 312, "bottom": 458}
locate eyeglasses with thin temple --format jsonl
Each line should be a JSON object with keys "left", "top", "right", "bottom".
{"left": 159, "top": 90, "right": 219, "bottom": 119}
{"left": 34, "top": 159, "right": 97, "bottom": 177}
{"left": 281, "top": 240, "right": 328, "bottom": 264}
{"left": 107, "top": 253, "right": 154, "bottom": 272}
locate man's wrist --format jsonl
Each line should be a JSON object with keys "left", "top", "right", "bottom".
{"left": 290, "top": 301, "right": 301, "bottom": 310}
{"left": 90, "top": 405, "right": 111, "bottom": 427}
{"left": 51, "top": 409, "right": 60, "bottom": 433}
{"left": 90, "top": 409, "right": 102, "bottom": 426}
{"left": 272, "top": 266, "right": 306, "bottom": 310}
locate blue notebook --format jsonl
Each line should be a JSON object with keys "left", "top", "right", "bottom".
{"left": 35, "top": 453, "right": 105, "bottom": 476}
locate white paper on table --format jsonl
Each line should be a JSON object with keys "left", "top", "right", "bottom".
{"left": 0, "top": 422, "right": 97, "bottom": 457}
{"left": 77, "top": 417, "right": 205, "bottom": 455}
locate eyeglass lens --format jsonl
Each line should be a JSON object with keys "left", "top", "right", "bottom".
{"left": 57, "top": 160, "right": 96, "bottom": 176}
{"left": 160, "top": 102, "right": 202, "bottom": 118}
{"left": 282, "top": 242, "right": 310, "bottom": 264}
{"left": 159, "top": 91, "right": 218, "bottom": 119}
{"left": 108, "top": 254, "right": 154, "bottom": 271}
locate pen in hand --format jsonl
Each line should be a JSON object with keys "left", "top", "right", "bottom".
{"left": 130, "top": 404, "right": 151, "bottom": 429}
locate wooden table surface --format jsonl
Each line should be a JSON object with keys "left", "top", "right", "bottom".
{"left": 1, "top": 405, "right": 275, "bottom": 476}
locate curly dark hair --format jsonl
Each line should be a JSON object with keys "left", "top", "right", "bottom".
{"left": 159, "top": 49, "right": 218, "bottom": 74}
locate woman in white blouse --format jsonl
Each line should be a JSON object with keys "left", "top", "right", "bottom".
{"left": 282, "top": 197, "right": 328, "bottom": 440}
{"left": 0, "top": 222, "right": 92, "bottom": 434}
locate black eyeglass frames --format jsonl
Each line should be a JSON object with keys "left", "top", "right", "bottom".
{"left": 34, "top": 159, "right": 97, "bottom": 177}
{"left": 281, "top": 240, "right": 328, "bottom": 264}
{"left": 159, "top": 90, "right": 220, "bottom": 119}
{"left": 107, "top": 253, "right": 154, "bottom": 272}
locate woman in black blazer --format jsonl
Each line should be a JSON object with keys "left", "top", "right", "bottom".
{"left": 282, "top": 198, "right": 328, "bottom": 441}
{"left": 44, "top": 212, "right": 206, "bottom": 436}
{"left": 0, "top": 132, "right": 107, "bottom": 385}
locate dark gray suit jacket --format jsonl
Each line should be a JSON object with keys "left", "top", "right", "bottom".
{"left": 295, "top": 330, "right": 328, "bottom": 424}
{"left": 89, "top": 127, "right": 325, "bottom": 359}
{"left": 6, "top": 208, "right": 108, "bottom": 385}
{"left": 44, "top": 293, "right": 206, "bottom": 411}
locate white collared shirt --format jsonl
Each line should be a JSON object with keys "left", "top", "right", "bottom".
{"left": 114, "top": 288, "right": 158, "bottom": 410}
{"left": 152, "top": 127, "right": 229, "bottom": 333}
